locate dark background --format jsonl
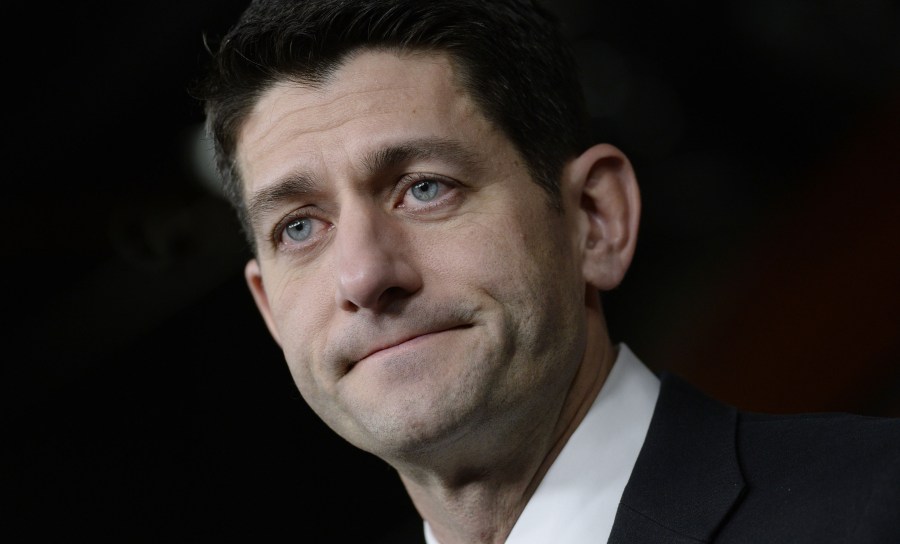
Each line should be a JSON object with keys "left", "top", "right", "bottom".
{"left": 5, "top": 1, "right": 899, "bottom": 541}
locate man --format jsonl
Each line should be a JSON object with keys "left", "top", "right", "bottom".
{"left": 193, "top": 1, "right": 900, "bottom": 542}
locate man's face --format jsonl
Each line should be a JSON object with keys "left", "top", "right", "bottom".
{"left": 237, "top": 51, "right": 589, "bottom": 460}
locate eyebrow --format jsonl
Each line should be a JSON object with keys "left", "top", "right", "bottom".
{"left": 360, "top": 137, "right": 481, "bottom": 180}
{"left": 246, "top": 137, "right": 481, "bottom": 229}
{"left": 246, "top": 172, "right": 319, "bottom": 234}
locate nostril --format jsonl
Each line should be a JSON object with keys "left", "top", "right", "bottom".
{"left": 377, "top": 285, "right": 419, "bottom": 310}
{"left": 382, "top": 285, "right": 411, "bottom": 299}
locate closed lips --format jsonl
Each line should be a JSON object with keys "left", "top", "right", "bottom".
{"left": 355, "top": 324, "right": 472, "bottom": 364}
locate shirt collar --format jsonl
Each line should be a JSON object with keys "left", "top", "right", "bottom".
{"left": 425, "top": 343, "right": 660, "bottom": 544}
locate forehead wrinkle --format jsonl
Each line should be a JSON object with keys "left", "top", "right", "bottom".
{"left": 256, "top": 81, "right": 425, "bottom": 138}
{"left": 239, "top": 52, "right": 476, "bottom": 177}
{"left": 241, "top": 84, "right": 415, "bottom": 162}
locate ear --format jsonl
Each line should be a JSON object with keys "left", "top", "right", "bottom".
{"left": 244, "top": 259, "right": 283, "bottom": 347}
{"left": 564, "top": 143, "right": 641, "bottom": 291}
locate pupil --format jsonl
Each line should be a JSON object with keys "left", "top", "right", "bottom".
{"left": 413, "top": 181, "right": 438, "bottom": 201}
{"left": 286, "top": 219, "right": 311, "bottom": 241}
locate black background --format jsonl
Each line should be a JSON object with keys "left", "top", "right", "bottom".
{"left": 5, "top": 1, "right": 900, "bottom": 541}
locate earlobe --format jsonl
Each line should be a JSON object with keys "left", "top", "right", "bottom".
{"left": 568, "top": 143, "right": 641, "bottom": 291}
{"left": 245, "top": 259, "right": 283, "bottom": 347}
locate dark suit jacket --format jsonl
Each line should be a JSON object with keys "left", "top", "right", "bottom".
{"left": 609, "top": 372, "right": 900, "bottom": 543}
{"left": 379, "top": 373, "right": 900, "bottom": 543}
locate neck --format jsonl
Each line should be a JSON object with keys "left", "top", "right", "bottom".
{"left": 398, "top": 297, "right": 616, "bottom": 544}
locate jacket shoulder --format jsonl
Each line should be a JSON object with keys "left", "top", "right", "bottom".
{"left": 724, "top": 402, "right": 900, "bottom": 542}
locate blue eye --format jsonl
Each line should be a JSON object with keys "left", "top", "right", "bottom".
{"left": 410, "top": 180, "right": 440, "bottom": 201}
{"left": 285, "top": 218, "right": 313, "bottom": 241}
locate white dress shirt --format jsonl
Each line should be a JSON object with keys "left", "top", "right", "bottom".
{"left": 424, "top": 343, "right": 660, "bottom": 544}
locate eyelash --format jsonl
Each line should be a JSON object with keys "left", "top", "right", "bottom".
{"left": 269, "top": 172, "right": 462, "bottom": 251}
{"left": 395, "top": 172, "right": 459, "bottom": 211}
{"left": 270, "top": 207, "right": 331, "bottom": 250}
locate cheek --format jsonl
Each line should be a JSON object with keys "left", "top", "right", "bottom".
{"left": 422, "top": 216, "right": 518, "bottom": 288}
{"left": 265, "top": 265, "right": 334, "bottom": 368}
{"left": 268, "top": 256, "right": 333, "bottom": 318}
{"left": 425, "top": 209, "right": 575, "bottom": 304}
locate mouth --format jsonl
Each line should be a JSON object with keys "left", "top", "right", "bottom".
{"left": 353, "top": 324, "right": 473, "bottom": 367}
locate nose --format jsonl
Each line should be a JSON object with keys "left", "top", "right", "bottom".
{"left": 334, "top": 206, "right": 422, "bottom": 312}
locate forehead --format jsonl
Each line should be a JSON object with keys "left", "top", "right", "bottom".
{"left": 236, "top": 50, "right": 493, "bottom": 193}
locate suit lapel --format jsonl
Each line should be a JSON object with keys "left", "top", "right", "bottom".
{"left": 608, "top": 373, "right": 746, "bottom": 543}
